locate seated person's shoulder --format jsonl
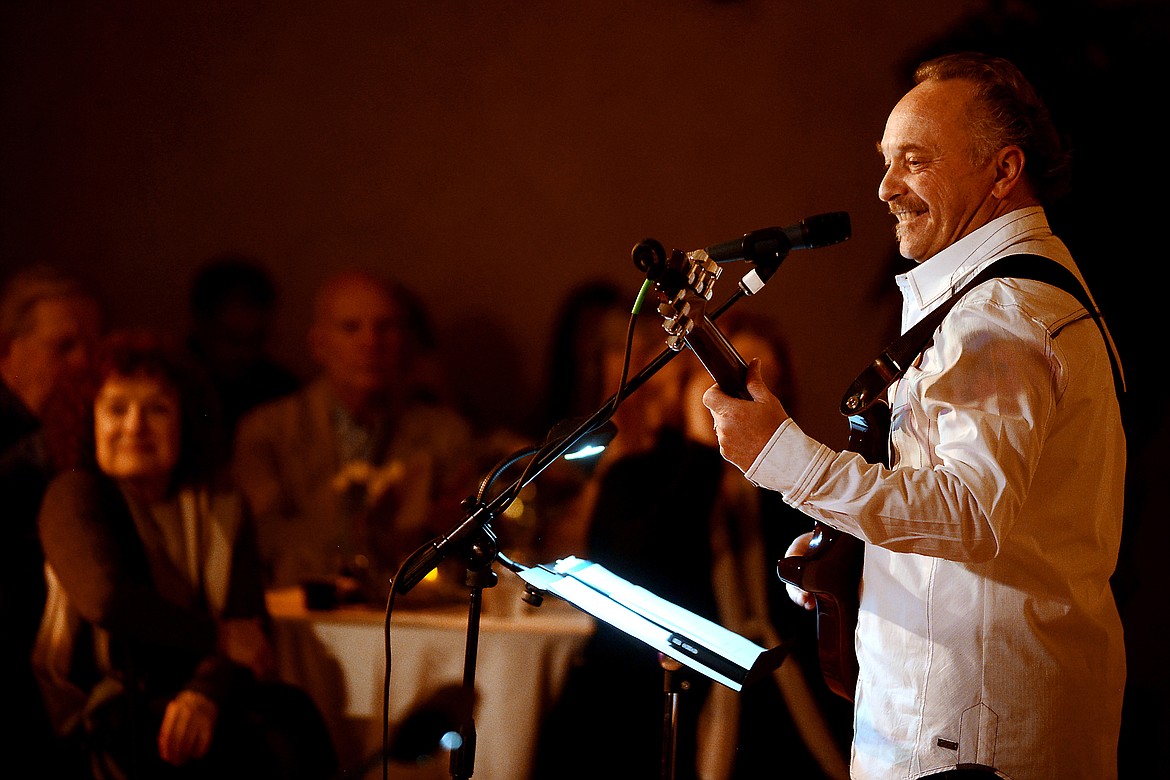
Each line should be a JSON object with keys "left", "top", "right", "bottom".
{"left": 44, "top": 468, "right": 107, "bottom": 501}
{"left": 235, "top": 382, "right": 317, "bottom": 440}
{"left": 39, "top": 469, "right": 121, "bottom": 534}
{"left": 401, "top": 400, "right": 474, "bottom": 443}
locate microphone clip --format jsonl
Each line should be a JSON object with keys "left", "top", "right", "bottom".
{"left": 735, "top": 227, "right": 795, "bottom": 268}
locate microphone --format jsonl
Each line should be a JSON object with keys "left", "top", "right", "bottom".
{"left": 703, "top": 211, "right": 851, "bottom": 264}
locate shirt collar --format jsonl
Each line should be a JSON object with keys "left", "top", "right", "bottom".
{"left": 895, "top": 206, "right": 1051, "bottom": 323}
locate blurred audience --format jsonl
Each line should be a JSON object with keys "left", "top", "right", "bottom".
{"left": 539, "top": 278, "right": 627, "bottom": 436}
{"left": 232, "top": 267, "right": 476, "bottom": 600}
{"left": 529, "top": 279, "right": 646, "bottom": 563}
{"left": 185, "top": 253, "right": 301, "bottom": 445}
{"left": 0, "top": 264, "right": 102, "bottom": 768}
{"left": 679, "top": 310, "right": 851, "bottom": 779}
{"left": 533, "top": 292, "right": 851, "bottom": 779}
{"left": 32, "top": 328, "right": 337, "bottom": 779}
{"left": 532, "top": 292, "right": 715, "bottom": 780}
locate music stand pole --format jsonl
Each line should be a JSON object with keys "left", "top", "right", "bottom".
{"left": 660, "top": 654, "right": 687, "bottom": 780}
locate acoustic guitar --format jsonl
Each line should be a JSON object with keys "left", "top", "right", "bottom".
{"left": 646, "top": 243, "right": 880, "bottom": 701}
{"left": 773, "top": 401, "right": 887, "bottom": 701}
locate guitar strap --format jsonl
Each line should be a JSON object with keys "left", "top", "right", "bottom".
{"left": 840, "top": 253, "right": 1124, "bottom": 417}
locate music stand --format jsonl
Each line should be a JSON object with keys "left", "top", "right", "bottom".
{"left": 518, "top": 556, "right": 790, "bottom": 779}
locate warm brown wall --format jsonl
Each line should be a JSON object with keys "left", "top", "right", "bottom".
{"left": 0, "top": 0, "right": 981, "bottom": 442}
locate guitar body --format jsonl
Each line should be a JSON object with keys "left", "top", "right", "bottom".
{"left": 775, "top": 401, "right": 889, "bottom": 701}
{"left": 645, "top": 245, "right": 886, "bottom": 701}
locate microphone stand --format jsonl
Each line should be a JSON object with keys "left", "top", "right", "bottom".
{"left": 389, "top": 257, "right": 765, "bottom": 780}
{"left": 392, "top": 345, "right": 687, "bottom": 779}
{"left": 447, "top": 524, "right": 495, "bottom": 780}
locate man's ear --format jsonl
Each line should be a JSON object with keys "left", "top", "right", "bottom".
{"left": 991, "top": 145, "right": 1028, "bottom": 200}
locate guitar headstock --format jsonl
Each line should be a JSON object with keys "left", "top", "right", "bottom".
{"left": 650, "top": 248, "right": 723, "bottom": 351}
{"left": 633, "top": 240, "right": 751, "bottom": 399}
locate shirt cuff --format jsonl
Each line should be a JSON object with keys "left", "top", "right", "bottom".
{"left": 743, "top": 417, "right": 834, "bottom": 503}
{"left": 744, "top": 418, "right": 794, "bottom": 487}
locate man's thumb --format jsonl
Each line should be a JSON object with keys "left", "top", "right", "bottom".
{"left": 745, "top": 358, "right": 770, "bottom": 400}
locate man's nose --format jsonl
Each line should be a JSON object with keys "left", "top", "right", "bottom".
{"left": 878, "top": 165, "right": 902, "bottom": 203}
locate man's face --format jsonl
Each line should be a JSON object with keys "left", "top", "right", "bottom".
{"left": 878, "top": 79, "right": 1002, "bottom": 262}
{"left": 309, "top": 276, "right": 406, "bottom": 402}
{"left": 0, "top": 294, "right": 101, "bottom": 415}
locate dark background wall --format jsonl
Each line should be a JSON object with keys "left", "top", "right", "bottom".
{"left": 3, "top": 0, "right": 1166, "bottom": 773}
{"left": 1, "top": 0, "right": 983, "bottom": 443}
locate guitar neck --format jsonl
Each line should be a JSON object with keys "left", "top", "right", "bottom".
{"left": 648, "top": 245, "right": 751, "bottom": 399}
{"left": 683, "top": 314, "right": 752, "bottom": 400}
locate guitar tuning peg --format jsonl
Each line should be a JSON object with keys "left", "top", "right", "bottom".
{"left": 685, "top": 249, "right": 718, "bottom": 273}
{"left": 658, "top": 308, "right": 686, "bottom": 334}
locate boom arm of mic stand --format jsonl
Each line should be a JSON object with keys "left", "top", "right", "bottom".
{"left": 396, "top": 290, "right": 747, "bottom": 594}
{"left": 394, "top": 357, "right": 668, "bottom": 593}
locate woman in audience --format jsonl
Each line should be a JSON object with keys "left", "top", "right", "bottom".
{"left": 677, "top": 311, "right": 852, "bottom": 779}
{"left": 532, "top": 302, "right": 719, "bottom": 779}
{"left": 534, "top": 301, "right": 851, "bottom": 779}
{"left": 33, "top": 327, "right": 337, "bottom": 779}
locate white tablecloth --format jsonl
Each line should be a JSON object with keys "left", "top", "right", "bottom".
{"left": 267, "top": 577, "right": 595, "bottom": 780}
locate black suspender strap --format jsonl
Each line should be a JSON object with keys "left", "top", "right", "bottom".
{"left": 841, "top": 254, "right": 1123, "bottom": 417}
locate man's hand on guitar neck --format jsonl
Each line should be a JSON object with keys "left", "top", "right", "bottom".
{"left": 702, "top": 358, "right": 790, "bottom": 474}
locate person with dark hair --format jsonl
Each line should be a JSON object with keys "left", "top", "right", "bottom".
{"left": 32, "top": 328, "right": 337, "bottom": 779}
{"left": 232, "top": 268, "right": 475, "bottom": 599}
{"left": 539, "top": 278, "right": 626, "bottom": 434}
{"left": 527, "top": 279, "right": 632, "bottom": 562}
{"left": 704, "top": 53, "right": 1126, "bottom": 778}
{"left": 0, "top": 264, "right": 102, "bottom": 770}
{"left": 531, "top": 310, "right": 720, "bottom": 780}
{"left": 679, "top": 312, "right": 854, "bottom": 779}
{"left": 186, "top": 253, "right": 301, "bottom": 443}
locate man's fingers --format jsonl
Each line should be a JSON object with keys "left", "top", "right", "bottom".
{"left": 785, "top": 583, "right": 817, "bottom": 610}
{"left": 783, "top": 532, "right": 817, "bottom": 610}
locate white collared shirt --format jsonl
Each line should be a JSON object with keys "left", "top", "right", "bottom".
{"left": 745, "top": 208, "right": 1126, "bottom": 778}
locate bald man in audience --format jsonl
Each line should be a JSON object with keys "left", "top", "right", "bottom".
{"left": 0, "top": 265, "right": 102, "bottom": 767}
{"left": 232, "top": 268, "right": 475, "bottom": 599}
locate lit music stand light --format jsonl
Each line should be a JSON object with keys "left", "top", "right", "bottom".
{"left": 518, "top": 556, "right": 788, "bottom": 693}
